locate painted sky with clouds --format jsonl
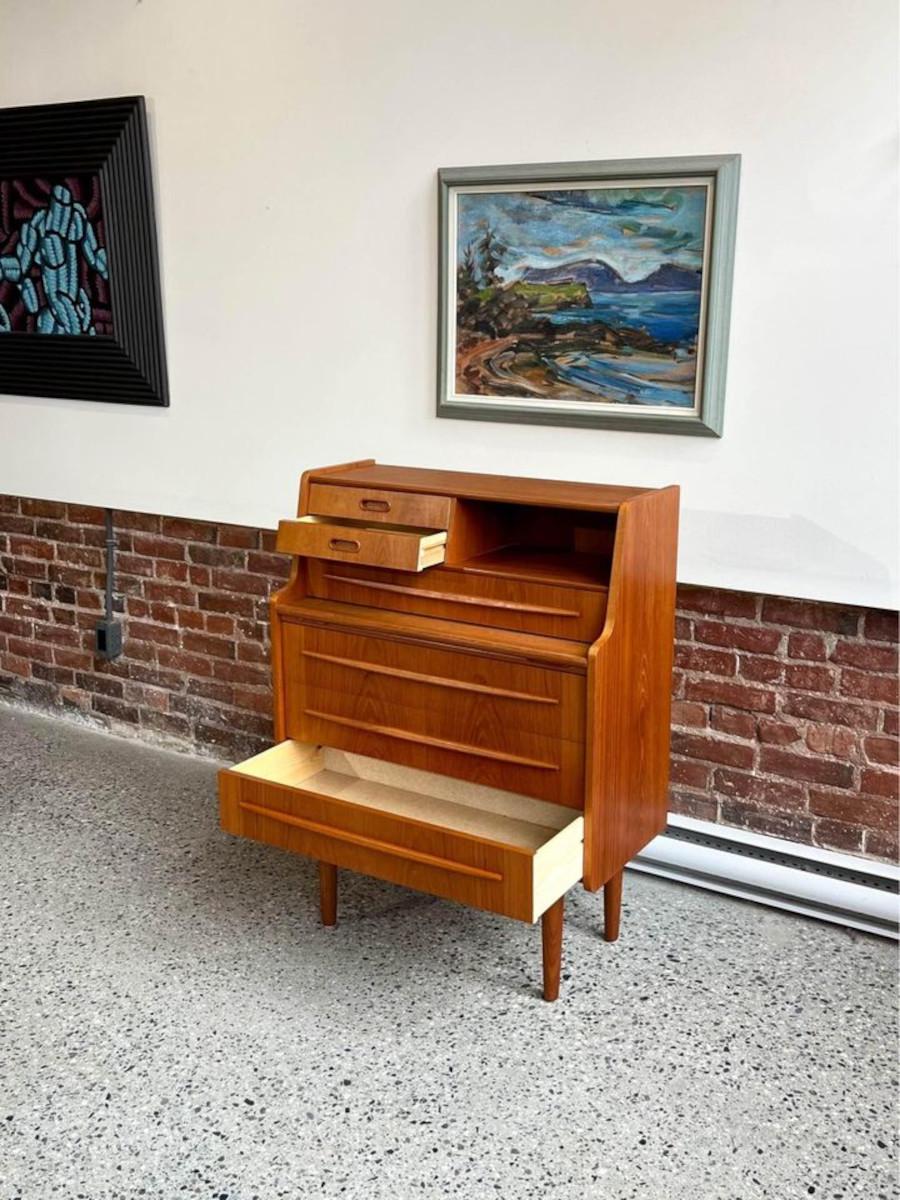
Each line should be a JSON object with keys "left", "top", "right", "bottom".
{"left": 457, "top": 184, "right": 707, "bottom": 283}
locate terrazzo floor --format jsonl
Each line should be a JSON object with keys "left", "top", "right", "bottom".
{"left": 0, "top": 705, "right": 897, "bottom": 1200}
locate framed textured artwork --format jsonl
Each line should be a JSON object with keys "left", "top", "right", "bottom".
{"left": 0, "top": 96, "right": 168, "bottom": 406}
{"left": 437, "top": 155, "right": 739, "bottom": 436}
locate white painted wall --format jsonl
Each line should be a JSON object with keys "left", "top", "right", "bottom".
{"left": 1, "top": 0, "right": 897, "bottom": 608}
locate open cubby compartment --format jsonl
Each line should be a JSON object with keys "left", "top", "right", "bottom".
{"left": 445, "top": 500, "right": 616, "bottom": 589}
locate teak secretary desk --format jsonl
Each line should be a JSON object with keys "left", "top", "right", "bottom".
{"left": 219, "top": 461, "right": 679, "bottom": 1000}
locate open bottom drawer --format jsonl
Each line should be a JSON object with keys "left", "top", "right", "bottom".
{"left": 219, "top": 740, "right": 584, "bottom": 922}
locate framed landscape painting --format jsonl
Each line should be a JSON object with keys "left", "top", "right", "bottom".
{"left": 437, "top": 155, "right": 739, "bottom": 436}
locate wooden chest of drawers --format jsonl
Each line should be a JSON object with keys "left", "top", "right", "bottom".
{"left": 219, "top": 460, "right": 679, "bottom": 1001}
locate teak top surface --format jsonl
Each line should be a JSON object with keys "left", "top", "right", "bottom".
{"left": 307, "top": 463, "right": 658, "bottom": 512}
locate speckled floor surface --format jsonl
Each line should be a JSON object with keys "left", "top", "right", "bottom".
{"left": 1, "top": 705, "right": 897, "bottom": 1200}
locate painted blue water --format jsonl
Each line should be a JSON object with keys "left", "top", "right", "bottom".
{"left": 545, "top": 289, "right": 701, "bottom": 344}
{"left": 546, "top": 351, "right": 695, "bottom": 408}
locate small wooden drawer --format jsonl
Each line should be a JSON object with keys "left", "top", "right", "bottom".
{"left": 282, "top": 622, "right": 585, "bottom": 807}
{"left": 277, "top": 516, "right": 447, "bottom": 572}
{"left": 308, "top": 483, "right": 452, "bottom": 530}
{"left": 220, "top": 740, "right": 584, "bottom": 922}
{"left": 307, "top": 561, "right": 607, "bottom": 641}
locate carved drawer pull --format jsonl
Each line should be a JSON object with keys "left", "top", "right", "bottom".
{"left": 359, "top": 498, "right": 390, "bottom": 513}
{"left": 304, "top": 709, "right": 560, "bottom": 770}
{"left": 328, "top": 537, "right": 361, "bottom": 553}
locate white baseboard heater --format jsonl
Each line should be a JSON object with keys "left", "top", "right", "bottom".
{"left": 631, "top": 814, "right": 900, "bottom": 939}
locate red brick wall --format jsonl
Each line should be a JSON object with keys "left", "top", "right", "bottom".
{"left": 0, "top": 497, "right": 290, "bottom": 759}
{"left": 672, "top": 588, "right": 898, "bottom": 861}
{"left": 1, "top": 494, "right": 897, "bottom": 863}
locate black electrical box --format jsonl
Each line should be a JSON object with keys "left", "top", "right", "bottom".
{"left": 95, "top": 618, "right": 123, "bottom": 660}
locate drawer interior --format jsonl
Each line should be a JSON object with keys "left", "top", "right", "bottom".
{"left": 223, "top": 740, "right": 584, "bottom": 921}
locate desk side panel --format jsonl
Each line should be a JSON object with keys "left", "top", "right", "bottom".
{"left": 583, "top": 486, "right": 680, "bottom": 889}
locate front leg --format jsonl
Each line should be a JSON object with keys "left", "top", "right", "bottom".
{"left": 318, "top": 861, "right": 337, "bottom": 926}
{"left": 604, "top": 870, "right": 623, "bottom": 942}
{"left": 541, "top": 897, "right": 564, "bottom": 1001}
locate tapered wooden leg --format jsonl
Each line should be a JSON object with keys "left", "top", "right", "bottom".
{"left": 319, "top": 862, "right": 337, "bottom": 926}
{"left": 604, "top": 869, "right": 623, "bottom": 942}
{"left": 541, "top": 896, "right": 564, "bottom": 1002}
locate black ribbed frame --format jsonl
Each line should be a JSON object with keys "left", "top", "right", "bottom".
{"left": 0, "top": 96, "right": 168, "bottom": 407}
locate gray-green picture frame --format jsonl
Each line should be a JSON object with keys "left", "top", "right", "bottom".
{"left": 436, "top": 154, "right": 740, "bottom": 437}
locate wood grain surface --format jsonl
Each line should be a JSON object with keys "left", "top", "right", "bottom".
{"left": 583, "top": 486, "right": 680, "bottom": 889}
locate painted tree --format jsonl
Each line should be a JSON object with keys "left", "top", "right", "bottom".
{"left": 458, "top": 241, "right": 478, "bottom": 296}
{"left": 476, "top": 225, "right": 506, "bottom": 286}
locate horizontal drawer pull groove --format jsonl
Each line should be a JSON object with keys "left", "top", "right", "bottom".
{"left": 301, "top": 650, "right": 558, "bottom": 705}
{"left": 238, "top": 800, "right": 504, "bottom": 881}
{"left": 322, "top": 573, "right": 580, "bottom": 618}
{"left": 304, "top": 709, "right": 560, "bottom": 771}
{"left": 282, "top": 604, "right": 590, "bottom": 674}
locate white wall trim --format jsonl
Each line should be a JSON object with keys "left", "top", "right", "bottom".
{"left": 631, "top": 814, "right": 900, "bottom": 939}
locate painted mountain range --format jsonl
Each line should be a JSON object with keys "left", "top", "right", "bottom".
{"left": 521, "top": 259, "right": 701, "bottom": 294}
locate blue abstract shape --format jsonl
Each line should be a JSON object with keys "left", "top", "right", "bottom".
{"left": 0, "top": 183, "right": 110, "bottom": 335}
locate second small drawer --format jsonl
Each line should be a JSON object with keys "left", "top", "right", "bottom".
{"left": 277, "top": 516, "right": 447, "bottom": 572}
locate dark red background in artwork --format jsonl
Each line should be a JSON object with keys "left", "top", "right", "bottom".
{"left": 0, "top": 175, "right": 113, "bottom": 334}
